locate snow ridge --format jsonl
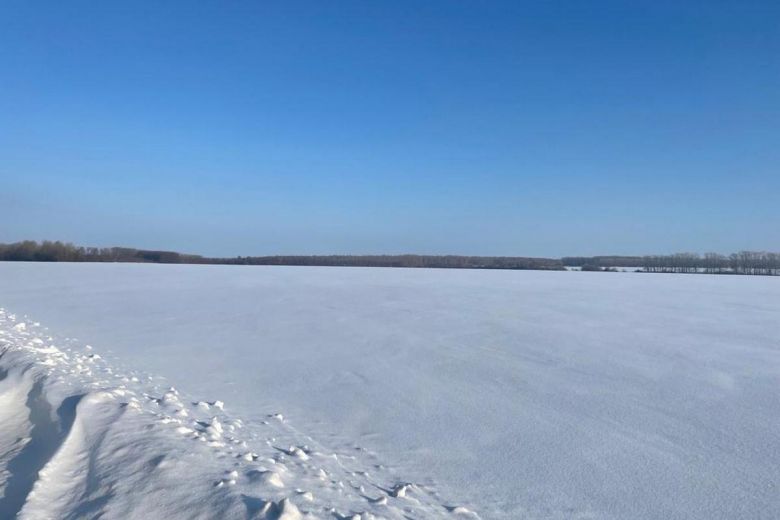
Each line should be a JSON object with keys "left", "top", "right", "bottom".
{"left": 0, "top": 308, "right": 479, "bottom": 519}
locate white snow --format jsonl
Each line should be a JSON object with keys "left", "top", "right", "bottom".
{"left": 0, "top": 308, "right": 456, "bottom": 519}
{"left": 1, "top": 262, "right": 779, "bottom": 519}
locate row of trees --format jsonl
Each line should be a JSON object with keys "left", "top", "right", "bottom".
{"left": 642, "top": 252, "right": 780, "bottom": 276}
{"left": 2, "top": 241, "right": 778, "bottom": 275}
{"left": 566, "top": 252, "right": 780, "bottom": 276}
{"left": 562, "top": 256, "right": 644, "bottom": 268}
{"left": 221, "top": 254, "right": 564, "bottom": 270}
{"left": 0, "top": 241, "right": 564, "bottom": 270}
{"left": 0, "top": 241, "right": 206, "bottom": 264}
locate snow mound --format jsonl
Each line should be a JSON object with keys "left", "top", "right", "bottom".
{"left": 0, "top": 309, "right": 478, "bottom": 519}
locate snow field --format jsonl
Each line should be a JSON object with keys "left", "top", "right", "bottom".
{"left": 1, "top": 262, "right": 779, "bottom": 519}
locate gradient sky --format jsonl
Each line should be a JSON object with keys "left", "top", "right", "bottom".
{"left": 1, "top": 1, "right": 778, "bottom": 257}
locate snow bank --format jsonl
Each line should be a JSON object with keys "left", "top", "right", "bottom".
{"left": 0, "top": 309, "right": 473, "bottom": 519}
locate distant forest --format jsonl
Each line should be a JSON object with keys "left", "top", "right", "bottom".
{"left": 1, "top": 241, "right": 778, "bottom": 275}
{"left": 0, "top": 241, "right": 562, "bottom": 271}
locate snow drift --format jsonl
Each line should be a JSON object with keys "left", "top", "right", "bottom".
{"left": 0, "top": 309, "right": 476, "bottom": 519}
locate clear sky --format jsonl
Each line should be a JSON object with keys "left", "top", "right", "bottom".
{"left": 1, "top": 1, "right": 778, "bottom": 257}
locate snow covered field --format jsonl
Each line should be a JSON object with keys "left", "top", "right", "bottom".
{"left": 1, "top": 263, "right": 778, "bottom": 519}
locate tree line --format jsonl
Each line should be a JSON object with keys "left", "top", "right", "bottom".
{"left": 1, "top": 241, "right": 778, "bottom": 275}
{"left": 562, "top": 256, "right": 644, "bottom": 268}
{"left": 567, "top": 252, "right": 780, "bottom": 275}
{"left": 220, "top": 254, "right": 563, "bottom": 270}
{"left": 0, "top": 241, "right": 206, "bottom": 264}
{"left": 0, "top": 241, "right": 563, "bottom": 270}
{"left": 641, "top": 252, "right": 780, "bottom": 275}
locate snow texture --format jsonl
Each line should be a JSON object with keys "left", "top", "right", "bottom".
{"left": 1, "top": 262, "right": 779, "bottom": 519}
{"left": 0, "top": 309, "right": 466, "bottom": 519}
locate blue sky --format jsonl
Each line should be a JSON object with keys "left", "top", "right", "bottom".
{"left": 1, "top": 1, "right": 778, "bottom": 257}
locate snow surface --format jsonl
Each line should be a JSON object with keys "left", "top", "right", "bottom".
{"left": 1, "top": 263, "right": 779, "bottom": 519}
{"left": 0, "top": 310, "right": 465, "bottom": 520}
